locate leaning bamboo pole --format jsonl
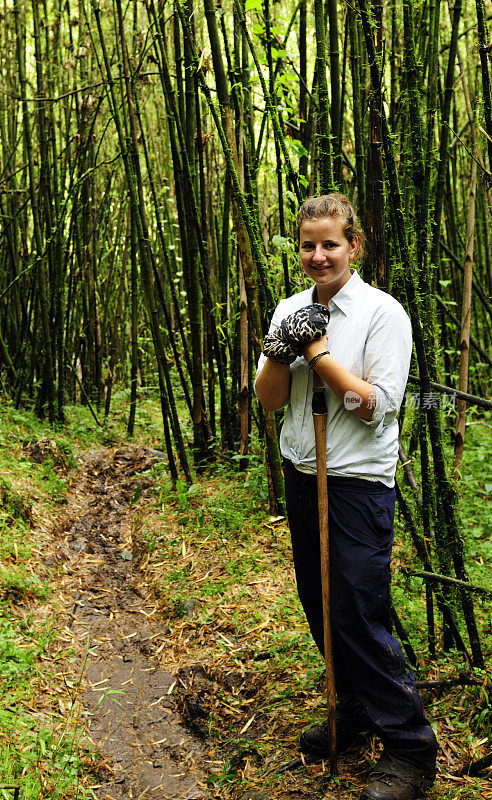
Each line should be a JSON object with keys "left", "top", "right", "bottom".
{"left": 149, "top": 0, "right": 235, "bottom": 449}
{"left": 348, "top": 5, "right": 366, "bottom": 215}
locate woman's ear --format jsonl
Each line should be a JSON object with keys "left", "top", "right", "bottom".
{"left": 349, "top": 235, "right": 359, "bottom": 260}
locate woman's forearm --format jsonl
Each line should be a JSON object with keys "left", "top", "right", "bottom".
{"left": 303, "top": 339, "right": 376, "bottom": 420}
{"left": 255, "top": 358, "right": 291, "bottom": 411}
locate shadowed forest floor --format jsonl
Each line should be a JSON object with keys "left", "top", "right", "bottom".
{"left": 50, "top": 445, "right": 491, "bottom": 799}
{"left": 1, "top": 404, "right": 491, "bottom": 800}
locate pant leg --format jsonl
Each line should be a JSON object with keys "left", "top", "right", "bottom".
{"left": 284, "top": 459, "right": 436, "bottom": 758}
{"left": 284, "top": 460, "right": 353, "bottom": 698}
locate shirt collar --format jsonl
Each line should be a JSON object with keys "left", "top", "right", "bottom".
{"left": 310, "top": 269, "right": 365, "bottom": 315}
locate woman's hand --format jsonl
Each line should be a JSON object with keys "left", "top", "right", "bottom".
{"left": 258, "top": 305, "right": 330, "bottom": 412}
{"left": 262, "top": 305, "right": 330, "bottom": 364}
{"left": 303, "top": 336, "right": 330, "bottom": 364}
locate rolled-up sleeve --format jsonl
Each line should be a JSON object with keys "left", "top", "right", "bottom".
{"left": 360, "top": 301, "right": 412, "bottom": 436}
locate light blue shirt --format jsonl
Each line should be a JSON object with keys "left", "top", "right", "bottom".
{"left": 255, "top": 270, "right": 412, "bottom": 487}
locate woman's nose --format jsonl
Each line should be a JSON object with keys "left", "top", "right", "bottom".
{"left": 313, "top": 245, "right": 325, "bottom": 261}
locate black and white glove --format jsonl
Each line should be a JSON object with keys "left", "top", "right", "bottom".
{"left": 262, "top": 304, "right": 330, "bottom": 364}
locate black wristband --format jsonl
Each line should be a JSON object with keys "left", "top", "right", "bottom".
{"left": 308, "top": 350, "right": 330, "bottom": 368}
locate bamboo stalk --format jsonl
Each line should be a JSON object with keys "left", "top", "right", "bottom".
{"left": 407, "top": 375, "right": 492, "bottom": 409}
{"left": 400, "top": 568, "right": 492, "bottom": 598}
{"left": 475, "top": 0, "right": 492, "bottom": 171}
{"left": 430, "top": 0, "right": 464, "bottom": 272}
{"left": 453, "top": 155, "right": 478, "bottom": 479}
{"left": 357, "top": 0, "right": 484, "bottom": 668}
{"left": 313, "top": 0, "right": 333, "bottom": 192}
{"left": 14, "top": 0, "right": 55, "bottom": 422}
{"left": 127, "top": 203, "right": 138, "bottom": 439}
{"left": 92, "top": 0, "right": 192, "bottom": 482}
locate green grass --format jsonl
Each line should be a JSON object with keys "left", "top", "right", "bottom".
{"left": 0, "top": 391, "right": 171, "bottom": 800}
{"left": 139, "top": 406, "right": 491, "bottom": 800}
{"left": 0, "top": 607, "right": 96, "bottom": 800}
{"left": 0, "top": 389, "right": 490, "bottom": 799}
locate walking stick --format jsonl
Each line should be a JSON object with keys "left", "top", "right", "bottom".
{"left": 312, "top": 370, "right": 337, "bottom": 774}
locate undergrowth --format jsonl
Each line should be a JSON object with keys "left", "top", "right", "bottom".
{"left": 0, "top": 392, "right": 163, "bottom": 799}
{"left": 0, "top": 389, "right": 490, "bottom": 799}
{"left": 140, "top": 414, "right": 491, "bottom": 800}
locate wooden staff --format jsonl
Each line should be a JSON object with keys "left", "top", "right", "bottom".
{"left": 312, "top": 370, "right": 337, "bottom": 774}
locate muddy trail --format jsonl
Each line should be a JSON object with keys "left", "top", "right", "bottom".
{"left": 33, "top": 442, "right": 492, "bottom": 800}
{"left": 56, "top": 447, "right": 210, "bottom": 800}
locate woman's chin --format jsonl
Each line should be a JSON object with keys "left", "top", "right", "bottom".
{"left": 312, "top": 270, "right": 341, "bottom": 284}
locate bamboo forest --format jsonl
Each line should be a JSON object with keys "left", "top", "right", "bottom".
{"left": 0, "top": 0, "right": 491, "bottom": 796}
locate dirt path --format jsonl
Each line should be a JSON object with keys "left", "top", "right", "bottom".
{"left": 58, "top": 447, "right": 209, "bottom": 800}
{"left": 42, "top": 443, "right": 491, "bottom": 800}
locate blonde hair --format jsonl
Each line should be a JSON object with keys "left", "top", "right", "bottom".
{"left": 296, "top": 193, "right": 366, "bottom": 261}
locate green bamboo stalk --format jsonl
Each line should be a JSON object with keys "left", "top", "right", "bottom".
{"left": 475, "top": 0, "right": 492, "bottom": 171}
{"left": 176, "top": 3, "right": 285, "bottom": 509}
{"left": 299, "top": 0, "right": 308, "bottom": 182}
{"left": 348, "top": 5, "right": 366, "bottom": 215}
{"left": 452, "top": 154, "right": 477, "bottom": 479}
{"left": 181, "top": 0, "right": 220, "bottom": 466}
{"left": 14, "top": 1, "right": 55, "bottom": 422}
{"left": 430, "top": 0, "right": 464, "bottom": 272}
{"left": 356, "top": 0, "right": 484, "bottom": 668}
{"left": 264, "top": 0, "right": 290, "bottom": 295}
{"left": 233, "top": 0, "right": 302, "bottom": 203}
{"left": 313, "top": 0, "right": 333, "bottom": 192}
{"left": 148, "top": 0, "right": 235, "bottom": 449}
{"left": 366, "top": 0, "right": 385, "bottom": 288}
{"left": 402, "top": 0, "right": 433, "bottom": 327}
{"left": 396, "top": 482, "right": 469, "bottom": 658}
{"left": 127, "top": 206, "right": 139, "bottom": 438}
{"left": 104, "top": 207, "right": 128, "bottom": 421}
{"left": 327, "top": 0, "right": 342, "bottom": 184}
{"left": 175, "top": 2, "right": 269, "bottom": 348}
{"left": 133, "top": 100, "right": 193, "bottom": 414}
{"left": 92, "top": 0, "right": 192, "bottom": 483}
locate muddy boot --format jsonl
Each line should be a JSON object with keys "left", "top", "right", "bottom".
{"left": 360, "top": 750, "right": 436, "bottom": 800}
{"left": 300, "top": 697, "right": 374, "bottom": 757}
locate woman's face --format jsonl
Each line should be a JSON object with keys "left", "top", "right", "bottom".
{"left": 299, "top": 216, "right": 358, "bottom": 295}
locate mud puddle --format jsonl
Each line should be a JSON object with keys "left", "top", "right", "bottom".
{"left": 58, "top": 447, "right": 210, "bottom": 800}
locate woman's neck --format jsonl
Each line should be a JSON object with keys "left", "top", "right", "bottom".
{"left": 314, "top": 268, "right": 353, "bottom": 305}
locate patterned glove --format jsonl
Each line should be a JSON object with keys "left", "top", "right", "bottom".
{"left": 263, "top": 304, "right": 330, "bottom": 364}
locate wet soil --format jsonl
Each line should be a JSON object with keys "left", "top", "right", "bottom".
{"left": 58, "top": 447, "right": 210, "bottom": 800}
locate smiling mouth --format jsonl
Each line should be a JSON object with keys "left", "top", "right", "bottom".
{"left": 311, "top": 265, "right": 332, "bottom": 271}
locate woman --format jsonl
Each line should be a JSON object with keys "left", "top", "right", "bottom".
{"left": 255, "top": 194, "right": 437, "bottom": 800}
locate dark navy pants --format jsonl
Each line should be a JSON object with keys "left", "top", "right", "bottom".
{"left": 284, "top": 459, "right": 436, "bottom": 758}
